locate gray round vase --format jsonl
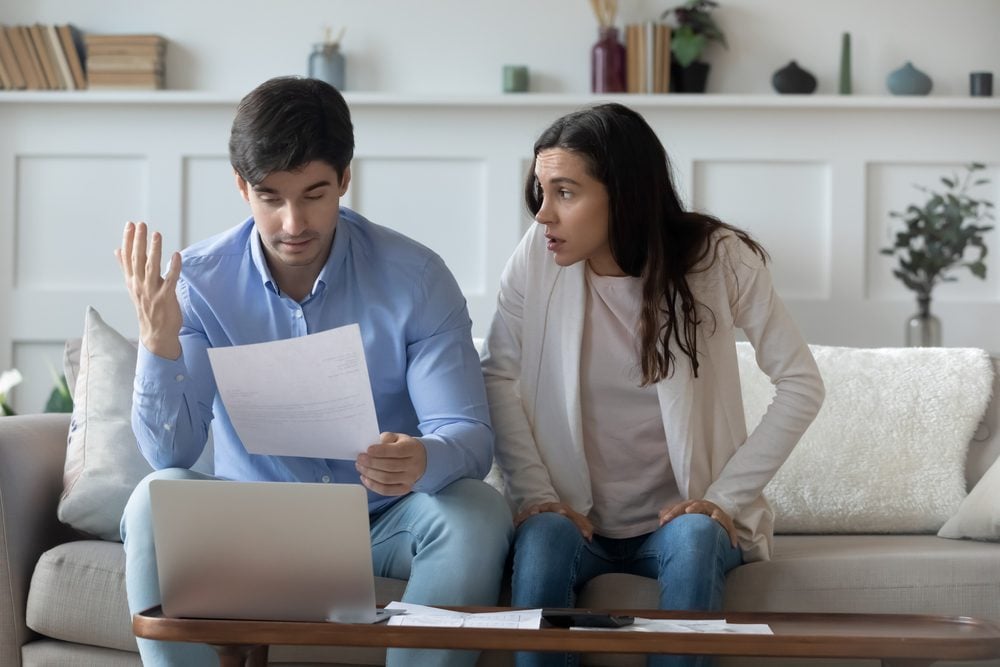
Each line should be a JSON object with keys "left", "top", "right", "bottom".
{"left": 887, "top": 61, "right": 932, "bottom": 96}
{"left": 772, "top": 61, "right": 817, "bottom": 94}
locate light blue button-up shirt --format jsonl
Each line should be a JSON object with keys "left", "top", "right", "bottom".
{"left": 132, "top": 208, "right": 493, "bottom": 512}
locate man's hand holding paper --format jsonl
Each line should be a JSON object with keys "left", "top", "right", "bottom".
{"left": 356, "top": 432, "right": 427, "bottom": 496}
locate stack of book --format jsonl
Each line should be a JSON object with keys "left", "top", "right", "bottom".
{"left": 85, "top": 34, "right": 165, "bottom": 90}
{"left": 625, "top": 22, "right": 672, "bottom": 94}
{"left": 0, "top": 24, "right": 86, "bottom": 90}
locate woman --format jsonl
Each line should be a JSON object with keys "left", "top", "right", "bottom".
{"left": 481, "top": 103, "right": 825, "bottom": 667}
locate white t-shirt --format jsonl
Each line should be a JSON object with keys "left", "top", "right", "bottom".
{"left": 580, "top": 266, "right": 681, "bottom": 538}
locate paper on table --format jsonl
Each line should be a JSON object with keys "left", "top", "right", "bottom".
{"left": 571, "top": 618, "right": 773, "bottom": 634}
{"left": 206, "top": 324, "right": 380, "bottom": 459}
{"left": 384, "top": 602, "right": 542, "bottom": 629}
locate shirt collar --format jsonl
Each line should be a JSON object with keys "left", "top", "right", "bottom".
{"left": 249, "top": 211, "right": 351, "bottom": 299}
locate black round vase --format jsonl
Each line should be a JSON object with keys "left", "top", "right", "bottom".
{"left": 670, "top": 61, "right": 710, "bottom": 93}
{"left": 772, "top": 60, "right": 817, "bottom": 94}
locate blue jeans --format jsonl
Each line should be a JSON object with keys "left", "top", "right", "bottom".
{"left": 511, "top": 512, "right": 743, "bottom": 667}
{"left": 121, "top": 467, "right": 513, "bottom": 667}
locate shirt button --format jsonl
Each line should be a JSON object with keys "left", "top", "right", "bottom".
{"left": 295, "top": 311, "right": 303, "bottom": 319}
{"left": 175, "top": 374, "right": 185, "bottom": 382}
{"left": 321, "top": 475, "right": 331, "bottom": 483}
{"left": 164, "top": 424, "right": 172, "bottom": 431}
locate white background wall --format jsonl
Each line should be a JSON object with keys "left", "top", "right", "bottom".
{"left": 6, "top": 0, "right": 1000, "bottom": 96}
{"left": 1, "top": 1, "right": 999, "bottom": 412}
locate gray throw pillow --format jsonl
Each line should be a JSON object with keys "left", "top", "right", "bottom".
{"left": 57, "top": 307, "right": 151, "bottom": 541}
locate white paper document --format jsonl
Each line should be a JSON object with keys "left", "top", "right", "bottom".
{"left": 571, "top": 618, "right": 772, "bottom": 635}
{"left": 384, "top": 602, "right": 543, "bottom": 630}
{"left": 206, "top": 324, "right": 380, "bottom": 459}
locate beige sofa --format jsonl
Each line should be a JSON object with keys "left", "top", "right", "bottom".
{"left": 2, "top": 349, "right": 999, "bottom": 667}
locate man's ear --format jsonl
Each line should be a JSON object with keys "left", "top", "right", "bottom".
{"left": 339, "top": 165, "right": 352, "bottom": 196}
{"left": 234, "top": 170, "right": 251, "bottom": 202}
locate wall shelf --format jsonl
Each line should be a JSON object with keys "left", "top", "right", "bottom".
{"left": 1, "top": 90, "right": 999, "bottom": 111}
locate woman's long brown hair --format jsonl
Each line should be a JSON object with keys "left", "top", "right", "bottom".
{"left": 525, "top": 103, "right": 767, "bottom": 383}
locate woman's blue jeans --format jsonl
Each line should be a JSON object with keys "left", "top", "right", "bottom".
{"left": 511, "top": 511, "right": 743, "bottom": 667}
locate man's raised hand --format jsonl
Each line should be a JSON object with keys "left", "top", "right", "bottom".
{"left": 114, "top": 221, "right": 183, "bottom": 360}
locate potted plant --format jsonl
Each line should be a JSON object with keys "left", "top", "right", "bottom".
{"left": 660, "top": 0, "right": 728, "bottom": 93}
{"left": 880, "top": 162, "right": 995, "bottom": 346}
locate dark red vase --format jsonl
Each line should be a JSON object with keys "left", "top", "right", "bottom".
{"left": 591, "top": 27, "right": 626, "bottom": 93}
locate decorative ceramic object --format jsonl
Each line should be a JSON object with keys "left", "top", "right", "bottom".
{"left": 502, "top": 65, "right": 529, "bottom": 93}
{"left": 838, "top": 32, "right": 852, "bottom": 95}
{"left": 970, "top": 71, "right": 993, "bottom": 97}
{"left": 772, "top": 61, "right": 817, "bottom": 94}
{"left": 591, "top": 26, "right": 626, "bottom": 93}
{"left": 886, "top": 61, "right": 932, "bottom": 96}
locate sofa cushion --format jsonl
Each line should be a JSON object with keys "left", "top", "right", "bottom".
{"left": 26, "top": 541, "right": 135, "bottom": 652}
{"left": 738, "top": 343, "right": 994, "bottom": 533}
{"left": 25, "top": 536, "right": 1000, "bottom": 666}
{"left": 57, "top": 307, "right": 151, "bottom": 541}
{"left": 22, "top": 640, "right": 140, "bottom": 667}
{"left": 727, "top": 534, "right": 1000, "bottom": 618}
{"left": 580, "top": 534, "right": 1000, "bottom": 621}
{"left": 939, "top": 452, "right": 1000, "bottom": 541}
{"left": 63, "top": 338, "right": 82, "bottom": 401}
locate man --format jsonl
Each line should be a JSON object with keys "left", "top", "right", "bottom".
{"left": 116, "top": 76, "right": 512, "bottom": 667}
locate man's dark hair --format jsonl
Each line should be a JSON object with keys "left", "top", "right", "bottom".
{"left": 229, "top": 76, "right": 355, "bottom": 185}
{"left": 525, "top": 103, "right": 767, "bottom": 383}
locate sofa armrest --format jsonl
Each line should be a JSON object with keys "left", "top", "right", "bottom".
{"left": 0, "top": 413, "right": 77, "bottom": 666}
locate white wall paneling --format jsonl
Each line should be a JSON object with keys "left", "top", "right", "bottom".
{"left": 692, "top": 161, "right": 831, "bottom": 300}
{"left": 1, "top": 93, "right": 999, "bottom": 412}
{"left": 183, "top": 156, "right": 249, "bottom": 245}
{"left": 351, "top": 157, "right": 489, "bottom": 295}
{"left": 16, "top": 155, "right": 148, "bottom": 290}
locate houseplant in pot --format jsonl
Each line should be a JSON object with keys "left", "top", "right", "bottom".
{"left": 660, "top": 0, "right": 727, "bottom": 92}
{"left": 880, "top": 163, "right": 995, "bottom": 346}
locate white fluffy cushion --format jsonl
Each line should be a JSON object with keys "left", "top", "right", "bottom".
{"left": 57, "top": 307, "right": 151, "bottom": 541}
{"left": 938, "top": 454, "right": 1000, "bottom": 541}
{"left": 738, "top": 343, "right": 994, "bottom": 534}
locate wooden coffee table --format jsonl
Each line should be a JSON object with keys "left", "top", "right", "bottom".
{"left": 133, "top": 606, "right": 1000, "bottom": 667}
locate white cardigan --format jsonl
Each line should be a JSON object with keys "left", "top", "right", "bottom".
{"left": 481, "top": 224, "right": 825, "bottom": 562}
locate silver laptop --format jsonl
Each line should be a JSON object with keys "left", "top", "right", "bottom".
{"left": 150, "top": 479, "right": 393, "bottom": 623}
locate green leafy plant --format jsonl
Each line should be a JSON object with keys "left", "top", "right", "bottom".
{"left": 660, "top": 0, "right": 728, "bottom": 68}
{"left": 45, "top": 372, "right": 74, "bottom": 413}
{"left": 880, "top": 163, "right": 995, "bottom": 301}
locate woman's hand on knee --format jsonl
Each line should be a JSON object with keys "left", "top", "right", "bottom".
{"left": 658, "top": 499, "right": 738, "bottom": 547}
{"left": 515, "top": 501, "right": 594, "bottom": 541}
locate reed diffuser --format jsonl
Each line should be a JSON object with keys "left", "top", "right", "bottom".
{"left": 589, "top": 0, "right": 625, "bottom": 93}
{"left": 308, "top": 26, "right": 347, "bottom": 89}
